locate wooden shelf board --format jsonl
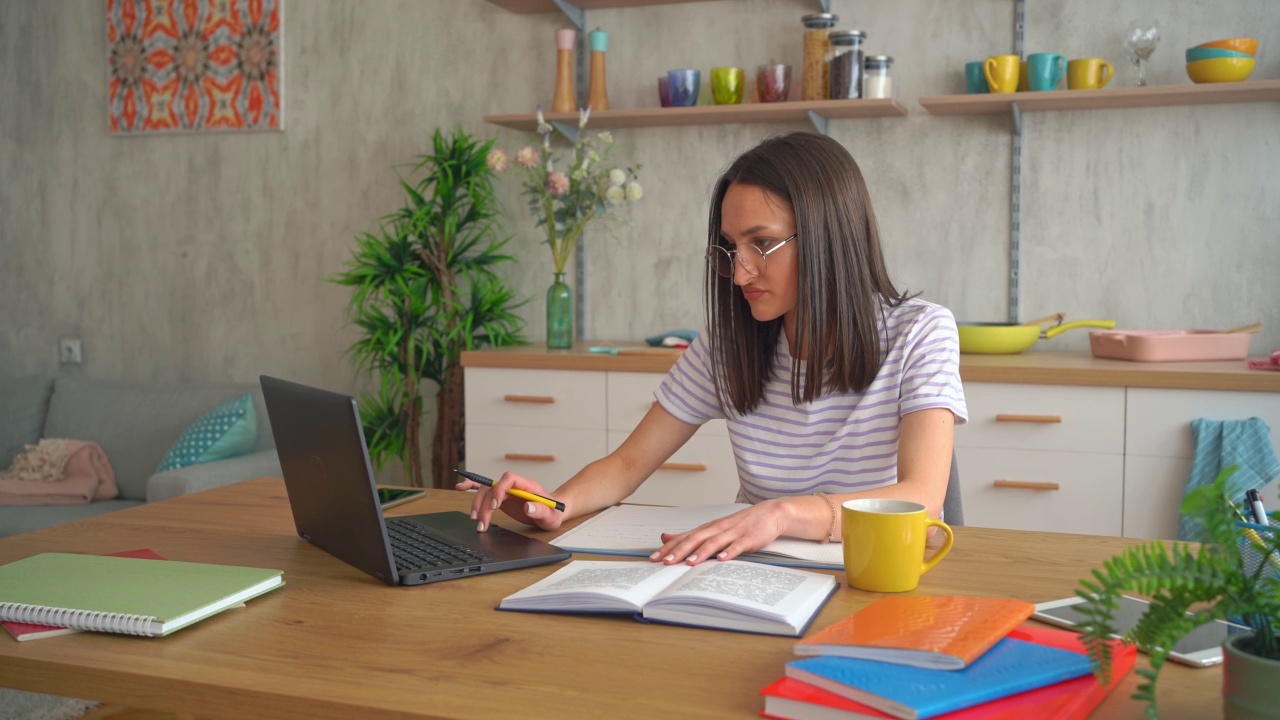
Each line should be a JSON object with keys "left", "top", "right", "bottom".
{"left": 919, "top": 79, "right": 1280, "bottom": 115}
{"left": 484, "top": 99, "right": 907, "bottom": 131}
{"left": 484, "top": 0, "right": 722, "bottom": 13}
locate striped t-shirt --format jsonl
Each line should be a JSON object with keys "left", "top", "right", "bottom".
{"left": 653, "top": 298, "right": 968, "bottom": 503}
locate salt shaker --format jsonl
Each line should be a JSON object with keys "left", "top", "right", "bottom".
{"left": 862, "top": 55, "right": 894, "bottom": 99}
{"left": 552, "top": 28, "right": 576, "bottom": 113}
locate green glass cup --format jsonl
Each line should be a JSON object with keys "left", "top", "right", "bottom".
{"left": 711, "top": 66, "right": 745, "bottom": 105}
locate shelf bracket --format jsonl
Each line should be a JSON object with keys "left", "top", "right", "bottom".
{"left": 551, "top": 0, "right": 585, "bottom": 31}
{"left": 1008, "top": 100, "right": 1024, "bottom": 323}
{"left": 814, "top": 0, "right": 832, "bottom": 12}
{"left": 805, "top": 110, "right": 829, "bottom": 136}
{"left": 550, "top": 121, "right": 579, "bottom": 145}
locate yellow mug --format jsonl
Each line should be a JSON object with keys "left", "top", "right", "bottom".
{"left": 842, "top": 499, "right": 953, "bottom": 593}
{"left": 1067, "top": 57, "right": 1114, "bottom": 89}
{"left": 984, "top": 54, "right": 1020, "bottom": 94}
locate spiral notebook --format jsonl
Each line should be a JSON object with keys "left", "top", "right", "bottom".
{"left": 0, "top": 553, "right": 283, "bottom": 637}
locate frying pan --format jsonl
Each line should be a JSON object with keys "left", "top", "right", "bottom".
{"left": 958, "top": 313, "right": 1117, "bottom": 354}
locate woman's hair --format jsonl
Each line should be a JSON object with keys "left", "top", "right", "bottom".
{"left": 704, "top": 131, "right": 908, "bottom": 416}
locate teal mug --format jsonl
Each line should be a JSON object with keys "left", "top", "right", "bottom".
{"left": 1026, "top": 52, "right": 1066, "bottom": 91}
{"left": 964, "top": 61, "right": 989, "bottom": 94}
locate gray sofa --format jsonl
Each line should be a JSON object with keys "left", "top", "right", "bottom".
{"left": 0, "top": 374, "right": 281, "bottom": 538}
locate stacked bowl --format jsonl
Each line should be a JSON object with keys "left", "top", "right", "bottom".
{"left": 1186, "top": 37, "right": 1258, "bottom": 83}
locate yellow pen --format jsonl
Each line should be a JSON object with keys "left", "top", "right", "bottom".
{"left": 455, "top": 469, "right": 566, "bottom": 512}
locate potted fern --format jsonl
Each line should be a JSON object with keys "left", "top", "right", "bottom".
{"left": 333, "top": 128, "right": 526, "bottom": 489}
{"left": 1074, "top": 466, "right": 1280, "bottom": 719}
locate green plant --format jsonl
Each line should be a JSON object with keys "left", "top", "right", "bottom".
{"left": 1074, "top": 465, "right": 1280, "bottom": 718}
{"left": 333, "top": 128, "right": 526, "bottom": 489}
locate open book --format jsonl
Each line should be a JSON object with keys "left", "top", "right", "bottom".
{"left": 551, "top": 503, "right": 844, "bottom": 569}
{"left": 498, "top": 559, "right": 838, "bottom": 637}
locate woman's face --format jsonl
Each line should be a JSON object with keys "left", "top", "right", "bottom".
{"left": 719, "top": 182, "right": 799, "bottom": 329}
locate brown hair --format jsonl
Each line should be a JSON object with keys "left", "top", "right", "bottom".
{"left": 704, "top": 132, "right": 909, "bottom": 416}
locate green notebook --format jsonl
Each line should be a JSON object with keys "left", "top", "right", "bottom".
{"left": 0, "top": 553, "right": 284, "bottom": 637}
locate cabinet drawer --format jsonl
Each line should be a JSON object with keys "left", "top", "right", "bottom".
{"left": 957, "top": 383, "right": 1125, "bottom": 454}
{"left": 465, "top": 368, "right": 605, "bottom": 430}
{"left": 608, "top": 371, "right": 728, "bottom": 437}
{"left": 956, "top": 447, "right": 1124, "bottom": 536}
{"left": 1125, "top": 388, "right": 1280, "bottom": 459}
{"left": 608, "top": 430, "right": 739, "bottom": 506}
{"left": 464, "top": 425, "right": 605, "bottom": 493}
{"left": 1123, "top": 455, "right": 1280, "bottom": 541}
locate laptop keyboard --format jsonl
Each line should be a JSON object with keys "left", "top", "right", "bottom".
{"left": 387, "top": 519, "right": 489, "bottom": 570}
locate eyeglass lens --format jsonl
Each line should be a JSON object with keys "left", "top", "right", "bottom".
{"left": 707, "top": 244, "right": 766, "bottom": 277}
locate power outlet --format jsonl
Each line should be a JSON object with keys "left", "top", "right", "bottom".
{"left": 59, "top": 338, "right": 82, "bottom": 365}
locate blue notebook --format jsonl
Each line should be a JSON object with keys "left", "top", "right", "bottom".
{"left": 785, "top": 636, "right": 1094, "bottom": 720}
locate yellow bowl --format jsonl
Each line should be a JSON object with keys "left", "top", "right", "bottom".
{"left": 1186, "top": 57, "right": 1256, "bottom": 83}
{"left": 1194, "top": 37, "right": 1259, "bottom": 56}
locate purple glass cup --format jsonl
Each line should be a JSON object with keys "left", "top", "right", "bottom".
{"left": 666, "top": 69, "right": 700, "bottom": 107}
{"left": 658, "top": 76, "right": 672, "bottom": 107}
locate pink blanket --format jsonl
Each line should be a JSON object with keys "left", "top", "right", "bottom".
{"left": 0, "top": 439, "right": 119, "bottom": 505}
{"left": 1248, "top": 348, "right": 1280, "bottom": 372}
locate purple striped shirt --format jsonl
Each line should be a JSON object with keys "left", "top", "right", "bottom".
{"left": 654, "top": 298, "right": 968, "bottom": 503}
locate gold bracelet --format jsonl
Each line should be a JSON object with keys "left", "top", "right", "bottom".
{"left": 813, "top": 492, "right": 839, "bottom": 544}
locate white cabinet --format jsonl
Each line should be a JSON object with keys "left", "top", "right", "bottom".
{"left": 465, "top": 367, "right": 739, "bottom": 505}
{"left": 956, "top": 383, "right": 1126, "bottom": 536}
{"left": 1122, "top": 389, "right": 1280, "bottom": 540}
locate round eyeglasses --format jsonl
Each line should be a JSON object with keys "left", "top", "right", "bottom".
{"left": 705, "top": 234, "right": 797, "bottom": 278}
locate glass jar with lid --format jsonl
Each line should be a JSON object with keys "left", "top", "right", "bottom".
{"left": 801, "top": 12, "right": 838, "bottom": 101}
{"left": 862, "top": 55, "right": 894, "bottom": 99}
{"left": 828, "top": 30, "right": 867, "bottom": 99}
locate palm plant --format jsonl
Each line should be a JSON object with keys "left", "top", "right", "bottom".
{"left": 333, "top": 128, "right": 526, "bottom": 488}
{"left": 1074, "top": 465, "right": 1280, "bottom": 718}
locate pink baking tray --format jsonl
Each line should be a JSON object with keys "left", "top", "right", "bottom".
{"left": 1089, "top": 330, "right": 1253, "bottom": 362}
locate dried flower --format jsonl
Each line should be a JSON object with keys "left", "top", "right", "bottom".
{"left": 625, "top": 182, "right": 644, "bottom": 201}
{"left": 609, "top": 169, "right": 627, "bottom": 187}
{"left": 515, "top": 146, "right": 540, "bottom": 168}
{"left": 605, "top": 185, "right": 625, "bottom": 204}
{"left": 486, "top": 148, "right": 509, "bottom": 173}
{"left": 546, "top": 171, "right": 570, "bottom": 196}
{"left": 598, "top": 131, "right": 613, "bottom": 145}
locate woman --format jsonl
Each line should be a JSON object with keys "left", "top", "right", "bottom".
{"left": 459, "top": 132, "right": 967, "bottom": 565}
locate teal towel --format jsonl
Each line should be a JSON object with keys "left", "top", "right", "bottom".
{"left": 1177, "top": 418, "right": 1280, "bottom": 541}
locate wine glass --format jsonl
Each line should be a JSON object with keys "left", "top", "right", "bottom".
{"left": 1124, "top": 20, "right": 1160, "bottom": 87}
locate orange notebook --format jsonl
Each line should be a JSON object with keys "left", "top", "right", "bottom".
{"left": 793, "top": 595, "right": 1035, "bottom": 670}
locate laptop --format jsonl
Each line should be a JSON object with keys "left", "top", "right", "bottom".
{"left": 259, "top": 375, "right": 571, "bottom": 586}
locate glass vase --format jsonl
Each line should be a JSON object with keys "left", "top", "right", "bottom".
{"left": 546, "top": 272, "right": 573, "bottom": 349}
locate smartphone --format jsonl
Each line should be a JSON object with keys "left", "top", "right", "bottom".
{"left": 377, "top": 487, "right": 426, "bottom": 510}
{"left": 1033, "top": 594, "right": 1251, "bottom": 667}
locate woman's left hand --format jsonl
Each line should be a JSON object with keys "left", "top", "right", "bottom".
{"left": 652, "top": 500, "right": 786, "bottom": 565}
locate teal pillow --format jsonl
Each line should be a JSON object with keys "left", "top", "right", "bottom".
{"left": 154, "top": 394, "right": 257, "bottom": 473}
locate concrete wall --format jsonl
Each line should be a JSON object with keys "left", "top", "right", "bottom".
{"left": 2, "top": 0, "right": 1277, "bottom": 419}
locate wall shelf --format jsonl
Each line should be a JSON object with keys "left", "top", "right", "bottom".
{"left": 484, "top": 99, "right": 907, "bottom": 131}
{"left": 920, "top": 79, "right": 1280, "bottom": 115}
{"left": 483, "top": 0, "right": 721, "bottom": 14}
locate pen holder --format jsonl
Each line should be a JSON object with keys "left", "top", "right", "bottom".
{"left": 1237, "top": 521, "right": 1280, "bottom": 583}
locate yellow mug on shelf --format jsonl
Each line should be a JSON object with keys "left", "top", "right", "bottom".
{"left": 984, "top": 54, "right": 1021, "bottom": 94}
{"left": 1067, "top": 57, "right": 1114, "bottom": 89}
{"left": 842, "top": 499, "right": 953, "bottom": 593}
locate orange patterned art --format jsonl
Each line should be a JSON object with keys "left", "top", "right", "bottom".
{"left": 107, "top": 0, "right": 282, "bottom": 133}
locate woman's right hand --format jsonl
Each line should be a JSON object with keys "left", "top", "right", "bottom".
{"left": 454, "top": 471, "right": 566, "bottom": 532}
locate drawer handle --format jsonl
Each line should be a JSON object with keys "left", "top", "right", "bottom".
{"left": 504, "top": 453, "right": 556, "bottom": 463}
{"left": 504, "top": 394, "right": 556, "bottom": 404}
{"left": 995, "top": 414, "right": 1062, "bottom": 424}
{"left": 993, "top": 480, "right": 1061, "bottom": 491}
{"left": 658, "top": 462, "right": 708, "bottom": 472}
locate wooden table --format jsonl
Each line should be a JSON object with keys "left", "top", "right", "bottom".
{"left": 0, "top": 479, "right": 1220, "bottom": 719}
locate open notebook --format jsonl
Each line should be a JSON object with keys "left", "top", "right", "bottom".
{"left": 550, "top": 503, "right": 843, "bottom": 569}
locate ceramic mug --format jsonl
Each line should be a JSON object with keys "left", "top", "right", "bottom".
{"left": 842, "top": 499, "right": 954, "bottom": 593}
{"left": 667, "top": 69, "right": 701, "bottom": 107}
{"left": 1027, "top": 52, "right": 1067, "bottom": 91}
{"left": 1067, "top": 57, "right": 1114, "bottom": 89}
{"left": 964, "top": 61, "right": 989, "bottom": 94}
{"left": 711, "top": 66, "right": 745, "bottom": 105}
{"left": 984, "top": 54, "right": 1021, "bottom": 94}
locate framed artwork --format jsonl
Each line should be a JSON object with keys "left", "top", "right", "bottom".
{"left": 107, "top": 0, "right": 283, "bottom": 134}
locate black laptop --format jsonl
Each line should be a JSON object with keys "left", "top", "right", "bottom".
{"left": 259, "top": 375, "right": 570, "bottom": 586}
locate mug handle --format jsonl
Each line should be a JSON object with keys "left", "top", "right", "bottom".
{"left": 1099, "top": 61, "right": 1114, "bottom": 89}
{"left": 920, "top": 519, "right": 954, "bottom": 575}
{"left": 983, "top": 58, "right": 998, "bottom": 92}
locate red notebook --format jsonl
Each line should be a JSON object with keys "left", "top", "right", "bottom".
{"left": 2, "top": 548, "right": 164, "bottom": 641}
{"left": 762, "top": 625, "right": 1136, "bottom": 720}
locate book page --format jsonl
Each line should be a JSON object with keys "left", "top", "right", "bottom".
{"left": 499, "top": 561, "right": 691, "bottom": 612}
{"left": 643, "top": 560, "right": 837, "bottom": 635}
{"left": 552, "top": 504, "right": 843, "bottom": 568}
